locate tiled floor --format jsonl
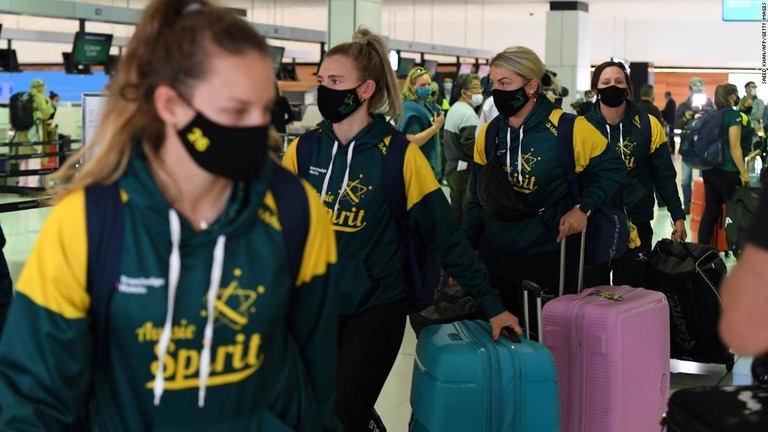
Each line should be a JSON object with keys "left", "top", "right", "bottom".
{"left": 0, "top": 151, "right": 751, "bottom": 432}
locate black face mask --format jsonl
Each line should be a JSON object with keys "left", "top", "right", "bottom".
{"left": 317, "top": 83, "right": 364, "bottom": 123}
{"left": 177, "top": 111, "right": 269, "bottom": 181}
{"left": 597, "top": 85, "right": 627, "bottom": 108}
{"left": 492, "top": 81, "right": 532, "bottom": 118}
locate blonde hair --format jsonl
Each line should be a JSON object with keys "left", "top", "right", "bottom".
{"left": 401, "top": 66, "right": 431, "bottom": 101}
{"left": 489, "top": 46, "right": 562, "bottom": 96}
{"left": 47, "top": 0, "right": 270, "bottom": 200}
{"left": 325, "top": 27, "right": 401, "bottom": 119}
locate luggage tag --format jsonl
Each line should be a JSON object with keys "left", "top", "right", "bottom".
{"left": 591, "top": 289, "right": 624, "bottom": 301}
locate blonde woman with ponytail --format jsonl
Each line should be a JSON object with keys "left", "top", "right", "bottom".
{"left": 283, "top": 28, "right": 520, "bottom": 432}
{"left": 0, "top": 0, "right": 341, "bottom": 430}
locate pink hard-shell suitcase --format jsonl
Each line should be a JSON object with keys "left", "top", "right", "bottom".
{"left": 541, "top": 234, "right": 670, "bottom": 432}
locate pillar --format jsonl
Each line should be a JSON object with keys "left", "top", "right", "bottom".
{"left": 328, "top": 0, "right": 383, "bottom": 48}
{"left": 544, "top": 1, "right": 591, "bottom": 114}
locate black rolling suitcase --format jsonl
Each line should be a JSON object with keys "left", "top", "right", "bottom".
{"left": 662, "top": 386, "right": 768, "bottom": 431}
{"left": 647, "top": 239, "right": 735, "bottom": 370}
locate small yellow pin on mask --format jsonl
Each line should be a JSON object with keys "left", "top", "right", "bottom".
{"left": 186, "top": 127, "right": 210, "bottom": 152}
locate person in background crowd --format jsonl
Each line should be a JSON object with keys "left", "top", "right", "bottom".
{"left": 720, "top": 189, "right": 768, "bottom": 356}
{"left": 0, "top": 1, "right": 341, "bottom": 430}
{"left": 17, "top": 78, "right": 54, "bottom": 188}
{"left": 583, "top": 61, "right": 686, "bottom": 288}
{"left": 699, "top": 84, "right": 751, "bottom": 245}
{"left": 570, "top": 92, "right": 593, "bottom": 116}
{"left": 438, "top": 76, "right": 454, "bottom": 111}
{"left": 661, "top": 90, "right": 676, "bottom": 153}
{"left": 444, "top": 73, "right": 483, "bottom": 223}
{"left": 745, "top": 81, "right": 765, "bottom": 128}
{"left": 463, "top": 46, "right": 625, "bottom": 320}
{"left": 270, "top": 83, "right": 296, "bottom": 135}
{"left": 398, "top": 67, "right": 444, "bottom": 179}
{"left": 637, "top": 83, "right": 662, "bottom": 122}
{"left": 739, "top": 97, "right": 755, "bottom": 160}
{"left": 283, "top": 28, "right": 520, "bottom": 432}
{"left": 47, "top": 91, "right": 60, "bottom": 121}
{"left": 675, "top": 77, "right": 715, "bottom": 215}
{"left": 428, "top": 81, "right": 444, "bottom": 180}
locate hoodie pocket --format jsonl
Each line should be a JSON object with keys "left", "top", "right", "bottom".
{"left": 335, "top": 256, "right": 375, "bottom": 314}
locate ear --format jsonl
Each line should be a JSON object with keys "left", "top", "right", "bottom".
{"left": 154, "top": 85, "right": 191, "bottom": 127}
{"left": 527, "top": 80, "right": 539, "bottom": 96}
{"left": 359, "top": 79, "right": 377, "bottom": 102}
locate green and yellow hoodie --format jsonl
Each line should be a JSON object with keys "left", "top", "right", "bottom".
{"left": 0, "top": 154, "right": 341, "bottom": 431}
{"left": 587, "top": 101, "right": 685, "bottom": 223}
{"left": 283, "top": 115, "right": 506, "bottom": 319}
{"left": 464, "top": 97, "right": 626, "bottom": 255}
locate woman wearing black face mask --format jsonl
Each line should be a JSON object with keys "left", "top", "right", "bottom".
{"left": 464, "top": 46, "right": 626, "bottom": 320}
{"left": 283, "top": 28, "right": 520, "bottom": 432}
{"left": 0, "top": 1, "right": 341, "bottom": 430}
{"left": 581, "top": 61, "right": 686, "bottom": 288}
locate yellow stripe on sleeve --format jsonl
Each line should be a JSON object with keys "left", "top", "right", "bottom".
{"left": 572, "top": 116, "right": 610, "bottom": 174}
{"left": 403, "top": 143, "right": 441, "bottom": 211}
{"left": 296, "top": 180, "right": 338, "bottom": 286}
{"left": 282, "top": 137, "right": 300, "bottom": 174}
{"left": 740, "top": 112, "right": 750, "bottom": 127}
{"left": 474, "top": 121, "right": 491, "bottom": 165}
{"left": 17, "top": 189, "right": 89, "bottom": 319}
{"left": 648, "top": 115, "right": 668, "bottom": 153}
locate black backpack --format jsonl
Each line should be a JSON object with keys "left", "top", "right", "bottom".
{"left": 9, "top": 91, "right": 35, "bottom": 131}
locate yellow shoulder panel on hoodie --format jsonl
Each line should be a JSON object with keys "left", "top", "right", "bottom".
{"left": 572, "top": 116, "right": 609, "bottom": 174}
{"left": 17, "top": 188, "right": 89, "bottom": 319}
{"left": 296, "top": 180, "right": 337, "bottom": 286}
{"left": 282, "top": 137, "right": 300, "bottom": 174}
{"left": 403, "top": 143, "right": 441, "bottom": 211}
{"left": 474, "top": 121, "right": 491, "bottom": 165}
{"left": 647, "top": 114, "right": 668, "bottom": 153}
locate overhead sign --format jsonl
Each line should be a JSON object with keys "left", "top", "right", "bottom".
{"left": 723, "top": 0, "right": 763, "bottom": 21}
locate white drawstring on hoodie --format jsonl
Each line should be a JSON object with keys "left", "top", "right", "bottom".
{"left": 153, "top": 209, "right": 226, "bottom": 408}
{"left": 506, "top": 125, "right": 525, "bottom": 183}
{"left": 320, "top": 140, "right": 357, "bottom": 213}
{"left": 606, "top": 123, "right": 625, "bottom": 161}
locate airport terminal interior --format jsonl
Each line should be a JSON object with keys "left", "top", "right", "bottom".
{"left": 0, "top": 0, "right": 765, "bottom": 430}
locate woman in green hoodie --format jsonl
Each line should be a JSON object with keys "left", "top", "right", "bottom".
{"left": 283, "top": 28, "right": 520, "bottom": 432}
{"left": 583, "top": 61, "right": 686, "bottom": 288}
{"left": 463, "top": 46, "right": 627, "bottom": 319}
{"left": 0, "top": 1, "right": 340, "bottom": 431}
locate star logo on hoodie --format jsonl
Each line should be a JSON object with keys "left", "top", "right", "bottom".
{"left": 202, "top": 268, "right": 263, "bottom": 331}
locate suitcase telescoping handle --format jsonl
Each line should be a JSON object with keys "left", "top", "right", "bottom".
{"left": 500, "top": 281, "right": 543, "bottom": 343}
{"left": 559, "top": 230, "right": 587, "bottom": 297}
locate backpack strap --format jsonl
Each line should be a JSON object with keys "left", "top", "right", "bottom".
{"left": 85, "top": 183, "right": 125, "bottom": 365}
{"left": 555, "top": 111, "right": 580, "bottom": 202}
{"left": 296, "top": 130, "right": 319, "bottom": 180}
{"left": 383, "top": 133, "right": 411, "bottom": 230}
{"left": 483, "top": 115, "right": 503, "bottom": 162}
{"left": 638, "top": 111, "right": 652, "bottom": 149}
{"left": 270, "top": 162, "right": 310, "bottom": 286}
{"left": 382, "top": 133, "right": 431, "bottom": 308}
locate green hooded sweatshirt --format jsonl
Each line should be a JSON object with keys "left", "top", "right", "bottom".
{"left": 464, "top": 97, "right": 626, "bottom": 255}
{"left": 586, "top": 101, "right": 685, "bottom": 223}
{"left": 0, "top": 154, "right": 341, "bottom": 431}
{"left": 284, "top": 115, "right": 506, "bottom": 319}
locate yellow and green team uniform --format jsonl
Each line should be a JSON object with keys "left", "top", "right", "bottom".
{"left": 0, "top": 154, "right": 341, "bottom": 431}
